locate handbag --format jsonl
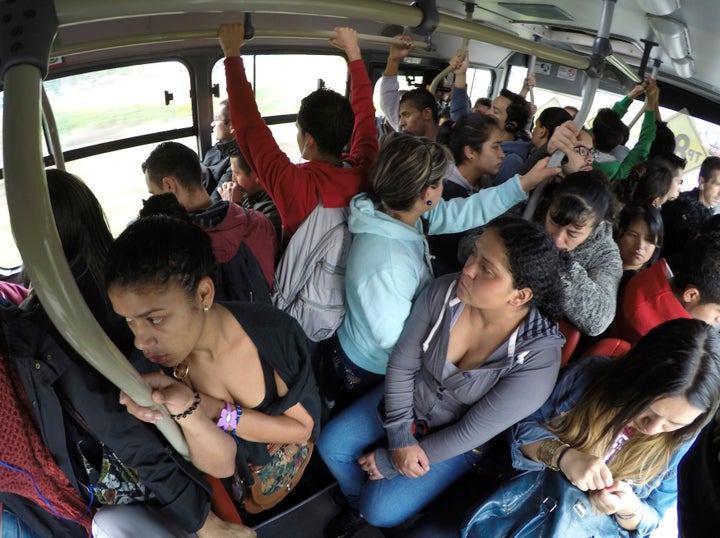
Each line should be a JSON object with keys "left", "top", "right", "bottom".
{"left": 232, "top": 440, "right": 314, "bottom": 514}
{"left": 461, "top": 469, "right": 629, "bottom": 538}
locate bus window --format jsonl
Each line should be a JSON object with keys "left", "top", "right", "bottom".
{"left": 508, "top": 65, "right": 712, "bottom": 187}
{"left": 43, "top": 62, "right": 193, "bottom": 151}
{"left": 211, "top": 54, "right": 347, "bottom": 160}
{"left": 466, "top": 67, "right": 494, "bottom": 109}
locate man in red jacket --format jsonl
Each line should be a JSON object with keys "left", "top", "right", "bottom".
{"left": 218, "top": 24, "right": 378, "bottom": 242}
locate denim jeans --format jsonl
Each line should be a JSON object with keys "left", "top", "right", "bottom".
{"left": 317, "top": 384, "right": 484, "bottom": 528}
{"left": 1, "top": 507, "right": 39, "bottom": 538}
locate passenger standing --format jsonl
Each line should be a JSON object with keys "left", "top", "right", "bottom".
{"left": 218, "top": 24, "right": 377, "bottom": 242}
{"left": 142, "top": 141, "right": 277, "bottom": 293}
{"left": 680, "top": 156, "right": 720, "bottom": 215}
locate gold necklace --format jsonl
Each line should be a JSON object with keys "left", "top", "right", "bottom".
{"left": 173, "top": 361, "right": 190, "bottom": 380}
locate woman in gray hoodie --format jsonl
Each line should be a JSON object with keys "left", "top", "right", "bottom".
{"left": 318, "top": 217, "right": 566, "bottom": 535}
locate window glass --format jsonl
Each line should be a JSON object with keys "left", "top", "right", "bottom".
{"left": 466, "top": 67, "right": 494, "bottom": 107}
{"left": 508, "top": 65, "right": 714, "bottom": 187}
{"left": 212, "top": 54, "right": 348, "bottom": 117}
{"left": 43, "top": 62, "right": 193, "bottom": 151}
{"left": 0, "top": 137, "right": 197, "bottom": 269}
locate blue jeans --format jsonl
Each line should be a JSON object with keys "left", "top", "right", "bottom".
{"left": 1, "top": 507, "right": 39, "bottom": 538}
{"left": 317, "top": 384, "right": 484, "bottom": 528}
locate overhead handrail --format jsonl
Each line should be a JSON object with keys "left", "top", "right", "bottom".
{"left": 54, "top": 0, "right": 592, "bottom": 70}
{"left": 51, "top": 29, "right": 430, "bottom": 57}
{"left": 428, "top": 2, "right": 473, "bottom": 98}
{"left": 522, "top": 0, "right": 617, "bottom": 221}
{"left": 627, "top": 62, "right": 660, "bottom": 129}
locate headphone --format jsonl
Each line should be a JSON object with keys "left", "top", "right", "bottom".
{"left": 504, "top": 121, "right": 518, "bottom": 134}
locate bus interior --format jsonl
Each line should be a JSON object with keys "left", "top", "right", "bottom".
{"left": 1, "top": 0, "right": 718, "bottom": 536}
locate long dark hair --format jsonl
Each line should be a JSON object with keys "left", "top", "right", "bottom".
{"left": 615, "top": 203, "right": 664, "bottom": 269}
{"left": 546, "top": 170, "right": 613, "bottom": 230}
{"left": 437, "top": 113, "right": 499, "bottom": 165}
{"left": 46, "top": 169, "right": 114, "bottom": 288}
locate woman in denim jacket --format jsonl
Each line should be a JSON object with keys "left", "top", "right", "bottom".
{"left": 510, "top": 318, "right": 720, "bottom": 536}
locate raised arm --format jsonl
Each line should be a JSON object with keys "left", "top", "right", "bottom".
{"left": 449, "top": 49, "right": 471, "bottom": 121}
{"left": 379, "top": 34, "right": 413, "bottom": 130}
{"left": 333, "top": 28, "right": 378, "bottom": 177}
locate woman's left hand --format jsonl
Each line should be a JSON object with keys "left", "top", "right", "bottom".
{"left": 390, "top": 445, "right": 430, "bottom": 478}
{"left": 358, "top": 451, "right": 385, "bottom": 481}
{"left": 589, "top": 480, "right": 639, "bottom": 515}
{"left": 120, "top": 372, "right": 196, "bottom": 423}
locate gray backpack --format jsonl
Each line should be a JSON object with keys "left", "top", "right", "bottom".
{"left": 272, "top": 202, "right": 351, "bottom": 342}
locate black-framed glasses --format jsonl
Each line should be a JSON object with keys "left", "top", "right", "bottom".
{"left": 573, "top": 145, "right": 599, "bottom": 159}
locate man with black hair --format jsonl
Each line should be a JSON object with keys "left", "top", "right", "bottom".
{"left": 610, "top": 230, "right": 720, "bottom": 344}
{"left": 487, "top": 88, "right": 533, "bottom": 185}
{"left": 142, "top": 141, "right": 277, "bottom": 290}
{"left": 219, "top": 24, "right": 377, "bottom": 241}
{"left": 681, "top": 156, "right": 720, "bottom": 215}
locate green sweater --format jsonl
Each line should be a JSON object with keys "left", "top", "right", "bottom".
{"left": 593, "top": 96, "right": 656, "bottom": 181}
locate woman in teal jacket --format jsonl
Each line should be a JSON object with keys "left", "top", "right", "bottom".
{"left": 323, "top": 132, "right": 559, "bottom": 409}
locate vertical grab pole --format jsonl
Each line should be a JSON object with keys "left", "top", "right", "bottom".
{"left": 523, "top": 0, "right": 615, "bottom": 220}
{"left": 0, "top": 0, "right": 189, "bottom": 458}
{"left": 41, "top": 85, "right": 66, "bottom": 170}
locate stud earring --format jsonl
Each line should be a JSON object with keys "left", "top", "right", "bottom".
{"left": 426, "top": 200, "right": 433, "bottom": 206}
{"left": 203, "top": 305, "right": 209, "bottom": 312}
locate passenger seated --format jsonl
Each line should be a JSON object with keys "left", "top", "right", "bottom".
{"left": 592, "top": 76, "right": 659, "bottom": 181}
{"left": 218, "top": 147, "right": 282, "bottom": 244}
{"left": 467, "top": 319, "right": 720, "bottom": 537}
{"left": 203, "top": 98, "right": 238, "bottom": 196}
{"left": 106, "top": 215, "right": 321, "bottom": 528}
{"left": 323, "top": 132, "right": 559, "bottom": 408}
{"left": 680, "top": 155, "right": 720, "bottom": 215}
{"left": 539, "top": 170, "right": 622, "bottom": 336}
{"left": 610, "top": 231, "right": 720, "bottom": 344}
{"left": 0, "top": 170, "right": 237, "bottom": 537}
{"left": 430, "top": 113, "right": 505, "bottom": 274}
{"left": 318, "top": 217, "right": 566, "bottom": 534}
{"left": 613, "top": 203, "right": 663, "bottom": 296}
{"left": 219, "top": 24, "right": 377, "bottom": 241}
{"left": 142, "top": 141, "right": 277, "bottom": 292}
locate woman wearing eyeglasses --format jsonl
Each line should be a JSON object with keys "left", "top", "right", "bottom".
{"left": 320, "top": 132, "right": 559, "bottom": 411}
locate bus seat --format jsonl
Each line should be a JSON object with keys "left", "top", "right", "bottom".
{"left": 558, "top": 319, "right": 580, "bottom": 367}
{"left": 204, "top": 474, "right": 243, "bottom": 525}
{"left": 581, "top": 338, "right": 631, "bottom": 360}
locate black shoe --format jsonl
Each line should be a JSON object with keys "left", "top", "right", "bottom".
{"left": 325, "top": 508, "right": 368, "bottom": 538}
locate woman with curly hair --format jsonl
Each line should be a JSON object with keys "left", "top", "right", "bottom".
{"left": 502, "top": 318, "right": 720, "bottom": 537}
{"left": 318, "top": 217, "right": 566, "bottom": 535}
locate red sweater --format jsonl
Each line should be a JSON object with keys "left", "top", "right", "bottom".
{"left": 225, "top": 56, "right": 377, "bottom": 240}
{"left": 609, "top": 259, "right": 691, "bottom": 344}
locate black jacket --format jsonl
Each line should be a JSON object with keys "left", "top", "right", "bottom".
{"left": 0, "top": 287, "right": 212, "bottom": 536}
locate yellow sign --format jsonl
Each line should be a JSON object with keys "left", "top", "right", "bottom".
{"left": 666, "top": 112, "right": 708, "bottom": 171}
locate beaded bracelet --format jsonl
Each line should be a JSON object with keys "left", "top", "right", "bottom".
{"left": 216, "top": 401, "right": 243, "bottom": 443}
{"left": 171, "top": 391, "right": 201, "bottom": 420}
